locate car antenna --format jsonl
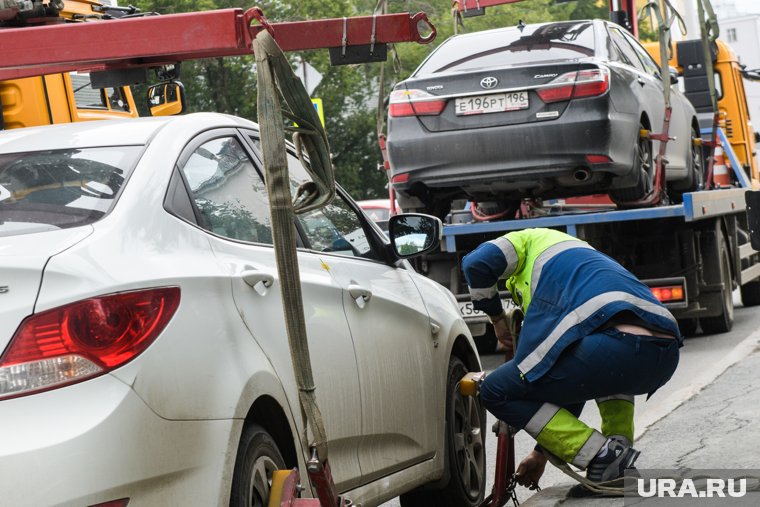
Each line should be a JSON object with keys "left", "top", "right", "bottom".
{"left": 517, "top": 19, "right": 526, "bottom": 32}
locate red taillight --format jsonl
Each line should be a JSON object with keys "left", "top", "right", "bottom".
{"left": 0, "top": 287, "right": 180, "bottom": 400}
{"left": 391, "top": 173, "right": 410, "bottom": 184}
{"left": 586, "top": 154, "right": 612, "bottom": 164}
{"left": 389, "top": 89, "right": 447, "bottom": 117}
{"left": 88, "top": 500, "right": 130, "bottom": 507}
{"left": 651, "top": 285, "right": 685, "bottom": 303}
{"left": 537, "top": 68, "right": 610, "bottom": 104}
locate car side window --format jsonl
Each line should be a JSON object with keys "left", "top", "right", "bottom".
{"left": 624, "top": 31, "right": 662, "bottom": 78}
{"left": 608, "top": 26, "right": 645, "bottom": 73}
{"left": 249, "top": 136, "right": 380, "bottom": 261}
{"left": 179, "top": 136, "right": 273, "bottom": 245}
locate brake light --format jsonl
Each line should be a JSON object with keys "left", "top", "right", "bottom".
{"left": 537, "top": 68, "right": 610, "bottom": 104}
{"left": 586, "top": 154, "right": 612, "bottom": 164}
{"left": 651, "top": 285, "right": 685, "bottom": 303}
{"left": 389, "top": 89, "right": 447, "bottom": 117}
{"left": 0, "top": 287, "right": 180, "bottom": 400}
{"left": 392, "top": 173, "right": 410, "bottom": 184}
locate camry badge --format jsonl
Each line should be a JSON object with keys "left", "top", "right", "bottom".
{"left": 480, "top": 76, "right": 498, "bottom": 89}
{"left": 0, "top": 286, "right": 8, "bottom": 294}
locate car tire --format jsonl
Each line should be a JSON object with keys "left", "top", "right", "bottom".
{"left": 610, "top": 122, "right": 653, "bottom": 203}
{"left": 399, "top": 357, "right": 486, "bottom": 507}
{"left": 230, "top": 424, "right": 286, "bottom": 507}
{"left": 671, "top": 126, "right": 704, "bottom": 202}
{"left": 699, "top": 231, "right": 734, "bottom": 334}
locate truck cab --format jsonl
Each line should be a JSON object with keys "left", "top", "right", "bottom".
{"left": 645, "top": 39, "right": 760, "bottom": 188}
{"left": 0, "top": 0, "right": 139, "bottom": 130}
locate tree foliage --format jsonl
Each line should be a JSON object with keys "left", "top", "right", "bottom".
{"left": 132, "top": 0, "right": 631, "bottom": 199}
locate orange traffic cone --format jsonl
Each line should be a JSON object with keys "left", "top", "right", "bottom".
{"left": 712, "top": 145, "right": 731, "bottom": 188}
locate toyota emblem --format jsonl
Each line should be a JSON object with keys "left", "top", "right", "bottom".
{"left": 480, "top": 76, "right": 498, "bottom": 89}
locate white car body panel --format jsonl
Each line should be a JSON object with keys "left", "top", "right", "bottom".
{"left": 0, "top": 114, "right": 479, "bottom": 506}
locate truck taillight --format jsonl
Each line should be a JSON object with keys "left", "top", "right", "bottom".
{"left": 389, "top": 89, "right": 447, "bottom": 117}
{"left": 537, "top": 68, "right": 610, "bottom": 104}
{"left": 651, "top": 285, "right": 685, "bottom": 303}
{"left": 0, "top": 287, "right": 180, "bottom": 400}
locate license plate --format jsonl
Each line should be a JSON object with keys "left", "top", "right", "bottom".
{"left": 455, "top": 91, "right": 529, "bottom": 116}
{"left": 458, "top": 299, "right": 516, "bottom": 317}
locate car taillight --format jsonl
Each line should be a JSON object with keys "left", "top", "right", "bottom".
{"left": 537, "top": 68, "right": 610, "bottom": 104}
{"left": 388, "top": 89, "right": 447, "bottom": 117}
{"left": 0, "top": 287, "right": 180, "bottom": 400}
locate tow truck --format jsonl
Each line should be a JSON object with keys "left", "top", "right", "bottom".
{"left": 385, "top": 0, "right": 760, "bottom": 355}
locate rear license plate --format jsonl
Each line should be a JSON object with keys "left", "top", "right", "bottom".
{"left": 455, "top": 91, "right": 528, "bottom": 116}
{"left": 458, "top": 299, "right": 516, "bottom": 318}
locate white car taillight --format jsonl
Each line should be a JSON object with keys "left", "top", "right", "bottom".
{"left": 0, "top": 287, "right": 180, "bottom": 400}
{"left": 388, "top": 89, "right": 447, "bottom": 117}
{"left": 537, "top": 68, "right": 610, "bottom": 103}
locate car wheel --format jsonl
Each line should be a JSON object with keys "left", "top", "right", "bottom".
{"left": 671, "top": 126, "right": 704, "bottom": 202}
{"left": 399, "top": 357, "right": 486, "bottom": 507}
{"left": 610, "top": 123, "right": 653, "bottom": 203}
{"left": 699, "top": 232, "right": 734, "bottom": 334}
{"left": 230, "top": 424, "right": 286, "bottom": 507}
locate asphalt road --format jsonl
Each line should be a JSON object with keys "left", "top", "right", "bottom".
{"left": 381, "top": 291, "right": 757, "bottom": 506}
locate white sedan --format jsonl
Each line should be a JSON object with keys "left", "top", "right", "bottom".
{"left": 0, "top": 113, "right": 485, "bottom": 507}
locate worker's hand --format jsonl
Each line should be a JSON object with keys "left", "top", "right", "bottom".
{"left": 515, "top": 449, "right": 548, "bottom": 490}
{"left": 492, "top": 317, "right": 514, "bottom": 355}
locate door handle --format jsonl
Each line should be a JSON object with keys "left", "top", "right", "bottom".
{"left": 348, "top": 283, "right": 372, "bottom": 309}
{"left": 637, "top": 76, "right": 646, "bottom": 86}
{"left": 241, "top": 270, "right": 275, "bottom": 295}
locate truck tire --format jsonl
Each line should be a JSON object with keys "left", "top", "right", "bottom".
{"left": 610, "top": 122, "right": 653, "bottom": 203}
{"left": 230, "top": 424, "right": 286, "bottom": 507}
{"left": 740, "top": 280, "right": 760, "bottom": 307}
{"left": 399, "top": 357, "right": 486, "bottom": 507}
{"left": 699, "top": 232, "right": 734, "bottom": 334}
{"left": 677, "top": 318, "right": 698, "bottom": 337}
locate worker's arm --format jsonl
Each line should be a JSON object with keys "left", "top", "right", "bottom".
{"left": 461, "top": 240, "right": 511, "bottom": 316}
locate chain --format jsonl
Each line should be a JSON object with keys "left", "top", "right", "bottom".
{"left": 505, "top": 473, "right": 520, "bottom": 506}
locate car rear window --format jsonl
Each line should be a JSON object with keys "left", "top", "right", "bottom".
{"left": 415, "top": 21, "right": 596, "bottom": 76}
{"left": 0, "top": 146, "right": 141, "bottom": 234}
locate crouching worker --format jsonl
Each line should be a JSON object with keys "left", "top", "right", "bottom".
{"left": 462, "top": 228, "right": 681, "bottom": 495}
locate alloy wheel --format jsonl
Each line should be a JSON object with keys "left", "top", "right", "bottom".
{"left": 452, "top": 389, "right": 485, "bottom": 499}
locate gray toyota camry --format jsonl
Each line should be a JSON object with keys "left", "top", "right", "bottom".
{"left": 386, "top": 20, "right": 702, "bottom": 218}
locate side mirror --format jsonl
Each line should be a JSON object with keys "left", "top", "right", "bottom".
{"left": 669, "top": 66, "right": 680, "bottom": 86}
{"left": 147, "top": 81, "right": 186, "bottom": 116}
{"left": 388, "top": 213, "right": 442, "bottom": 258}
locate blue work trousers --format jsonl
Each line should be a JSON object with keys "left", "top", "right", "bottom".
{"left": 480, "top": 328, "right": 680, "bottom": 429}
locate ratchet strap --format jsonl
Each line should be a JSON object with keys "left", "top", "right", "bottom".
{"left": 253, "top": 28, "right": 334, "bottom": 460}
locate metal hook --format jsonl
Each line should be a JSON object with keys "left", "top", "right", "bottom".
{"left": 244, "top": 6, "right": 275, "bottom": 38}
{"left": 411, "top": 12, "right": 437, "bottom": 45}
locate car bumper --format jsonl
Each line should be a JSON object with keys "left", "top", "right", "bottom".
{"left": 0, "top": 374, "right": 238, "bottom": 507}
{"left": 387, "top": 99, "right": 638, "bottom": 197}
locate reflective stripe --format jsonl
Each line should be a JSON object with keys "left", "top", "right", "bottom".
{"left": 518, "top": 291, "right": 678, "bottom": 374}
{"left": 572, "top": 431, "right": 608, "bottom": 469}
{"left": 524, "top": 403, "right": 561, "bottom": 437}
{"left": 530, "top": 240, "right": 593, "bottom": 297}
{"left": 470, "top": 286, "right": 497, "bottom": 301}
{"left": 596, "top": 394, "right": 635, "bottom": 404}
{"left": 491, "top": 237, "right": 519, "bottom": 278}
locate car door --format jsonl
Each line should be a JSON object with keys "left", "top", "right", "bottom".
{"left": 171, "top": 130, "right": 364, "bottom": 491}
{"left": 244, "top": 135, "right": 439, "bottom": 482}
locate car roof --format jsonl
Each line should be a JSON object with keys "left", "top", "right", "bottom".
{"left": 0, "top": 113, "right": 258, "bottom": 154}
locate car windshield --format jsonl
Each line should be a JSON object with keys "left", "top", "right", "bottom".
{"left": 0, "top": 146, "right": 141, "bottom": 236}
{"left": 415, "top": 21, "right": 595, "bottom": 76}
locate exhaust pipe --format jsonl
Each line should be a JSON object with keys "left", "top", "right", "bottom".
{"left": 573, "top": 168, "right": 592, "bottom": 182}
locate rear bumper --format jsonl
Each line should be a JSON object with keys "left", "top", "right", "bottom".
{"left": 0, "top": 375, "right": 236, "bottom": 506}
{"left": 387, "top": 98, "right": 638, "bottom": 199}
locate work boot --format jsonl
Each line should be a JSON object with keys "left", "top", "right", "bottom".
{"left": 566, "top": 437, "right": 640, "bottom": 498}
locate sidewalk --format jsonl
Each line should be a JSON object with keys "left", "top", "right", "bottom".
{"left": 521, "top": 346, "right": 760, "bottom": 506}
